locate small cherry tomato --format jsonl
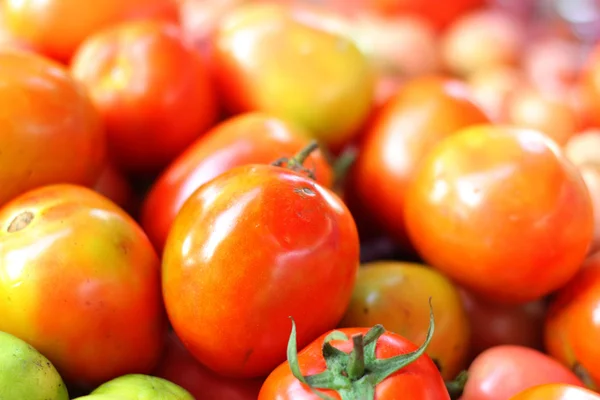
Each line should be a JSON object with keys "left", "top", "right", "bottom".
{"left": 545, "top": 251, "right": 600, "bottom": 388}
{"left": 140, "top": 112, "right": 333, "bottom": 254}
{"left": 0, "top": 184, "right": 166, "bottom": 389}
{"left": 162, "top": 158, "right": 359, "bottom": 378}
{"left": 259, "top": 320, "right": 449, "bottom": 399}
{"left": 510, "top": 383, "right": 600, "bottom": 400}
{"left": 0, "top": 49, "right": 106, "bottom": 207}
{"left": 153, "top": 331, "right": 263, "bottom": 400}
{"left": 2, "top": 0, "right": 179, "bottom": 62}
{"left": 461, "top": 345, "right": 584, "bottom": 400}
{"left": 404, "top": 125, "right": 594, "bottom": 304}
{"left": 71, "top": 20, "right": 218, "bottom": 174}
{"left": 338, "top": 261, "right": 470, "bottom": 380}
{"left": 351, "top": 75, "right": 489, "bottom": 251}
{"left": 210, "top": 3, "right": 374, "bottom": 150}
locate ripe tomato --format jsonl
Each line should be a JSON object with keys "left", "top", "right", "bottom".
{"left": 71, "top": 20, "right": 218, "bottom": 174}
{"left": 366, "top": 0, "right": 484, "bottom": 30}
{"left": 0, "top": 184, "right": 166, "bottom": 389}
{"left": 140, "top": 112, "right": 333, "bottom": 254}
{"left": 153, "top": 331, "right": 263, "bottom": 400}
{"left": 351, "top": 76, "right": 489, "bottom": 250}
{"left": 258, "top": 322, "right": 449, "bottom": 399}
{"left": 338, "top": 261, "right": 470, "bottom": 380}
{"left": 0, "top": 49, "right": 106, "bottom": 207}
{"left": 545, "top": 251, "right": 600, "bottom": 387}
{"left": 459, "top": 288, "right": 546, "bottom": 359}
{"left": 93, "top": 163, "right": 136, "bottom": 214}
{"left": 404, "top": 125, "right": 594, "bottom": 304}
{"left": 461, "top": 345, "right": 584, "bottom": 400}
{"left": 2, "top": 0, "right": 179, "bottom": 62}
{"left": 162, "top": 160, "right": 359, "bottom": 378}
{"left": 210, "top": 2, "right": 374, "bottom": 150}
{"left": 580, "top": 43, "right": 600, "bottom": 128}
{"left": 511, "top": 383, "right": 600, "bottom": 400}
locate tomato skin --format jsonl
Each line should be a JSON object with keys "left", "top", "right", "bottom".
{"left": 93, "top": 163, "right": 136, "bottom": 214}
{"left": 71, "top": 20, "right": 218, "bottom": 174}
{"left": 461, "top": 345, "right": 584, "bottom": 400}
{"left": 162, "top": 164, "right": 359, "bottom": 378}
{"left": 0, "top": 49, "right": 106, "bottom": 207}
{"left": 0, "top": 184, "right": 166, "bottom": 389}
{"left": 140, "top": 112, "right": 333, "bottom": 254}
{"left": 545, "top": 251, "right": 600, "bottom": 387}
{"left": 210, "top": 3, "right": 374, "bottom": 149}
{"left": 510, "top": 383, "right": 600, "bottom": 400}
{"left": 258, "top": 327, "right": 449, "bottom": 399}
{"left": 153, "top": 331, "right": 263, "bottom": 400}
{"left": 351, "top": 76, "right": 489, "bottom": 250}
{"left": 2, "top": 0, "right": 179, "bottom": 62}
{"left": 581, "top": 43, "right": 600, "bottom": 129}
{"left": 404, "top": 125, "right": 594, "bottom": 304}
{"left": 338, "top": 261, "right": 470, "bottom": 380}
{"left": 459, "top": 288, "right": 546, "bottom": 359}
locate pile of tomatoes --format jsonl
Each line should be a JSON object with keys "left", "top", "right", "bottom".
{"left": 1, "top": 0, "right": 600, "bottom": 399}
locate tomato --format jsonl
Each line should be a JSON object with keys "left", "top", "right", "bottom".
{"left": 459, "top": 288, "right": 546, "bottom": 359}
{"left": 461, "top": 345, "right": 584, "bottom": 400}
{"left": 93, "top": 163, "right": 136, "bottom": 215}
{"left": 210, "top": 2, "right": 374, "bottom": 150}
{"left": 504, "top": 87, "right": 581, "bottom": 146}
{"left": 440, "top": 9, "right": 525, "bottom": 78}
{"left": 259, "top": 321, "right": 449, "bottom": 399}
{"left": 511, "top": 383, "right": 600, "bottom": 400}
{"left": 2, "top": 0, "right": 179, "bottom": 62}
{"left": 70, "top": 20, "right": 218, "bottom": 174}
{"left": 0, "top": 49, "right": 106, "bottom": 207}
{"left": 153, "top": 331, "right": 263, "bottom": 400}
{"left": 140, "top": 112, "right": 333, "bottom": 253}
{"left": 351, "top": 76, "right": 489, "bottom": 251}
{"left": 545, "top": 251, "right": 600, "bottom": 387}
{"left": 404, "top": 125, "right": 594, "bottom": 304}
{"left": 162, "top": 159, "right": 359, "bottom": 378}
{"left": 467, "top": 65, "right": 522, "bottom": 122}
{"left": 581, "top": 43, "right": 600, "bottom": 129}
{"left": 366, "top": 0, "right": 484, "bottom": 30}
{"left": 338, "top": 261, "right": 470, "bottom": 380}
{"left": 0, "top": 184, "right": 166, "bottom": 389}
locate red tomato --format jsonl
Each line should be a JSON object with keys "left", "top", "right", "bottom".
{"left": 0, "top": 49, "right": 106, "bottom": 207}
{"left": 140, "top": 112, "right": 333, "bottom": 254}
{"left": 2, "top": 0, "right": 179, "bottom": 62}
{"left": 366, "top": 0, "right": 485, "bottom": 30}
{"left": 93, "top": 163, "right": 136, "bottom": 215}
{"left": 259, "top": 323, "right": 449, "bottom": 399}
{"left": 404, "top": 125, "right": 594, "bottom": 304}
{"left": 510, "top": 383, "right": 600, "bottom": 400}
{"left": 153, "top": 331, "right": 263, "bottom": 400}
{"left": 351, "top": 76, "right": 490, "bottom": 251}
{"left": 0, "top": 184, "right": 166, "bottom": 389}
{"left": 581, "top": 43, "right": 600, "bottom": 128}
{"left": 459, "top": 288, "right": 546, "bottom": 359}
{"left": 210, "top": 2, "right": 374, "bottom": 150}
{"left": 461, "top": 345, "right": 584, "bottom": 400}
{"left": 70, "top": 20, "right": 218, "bottom": 174}
{"left": 467, "top": 65, "right": 522, "bottom": 122}
{"left": 162, "top": 161, "right": 359, "bottom": 378}
{"left": 545, "top": 251, "right": 600, "bottom": 387}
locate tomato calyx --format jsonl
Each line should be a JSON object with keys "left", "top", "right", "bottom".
{"left": 271, "top": 140, "right": 320, "bottom": 180}
{"left": 445, "top": 370, "right": 468, "bottom": 400}
{"left": 286, "top": 301, "right": 435, "bottom": 400}
{"left": 573, "top": 362, "right": 598, "bottom": 391}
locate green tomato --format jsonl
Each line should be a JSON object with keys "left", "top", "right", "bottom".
{"left": 0, "top": 330, "right": 69, "bottom": 400}
{"left": 76, "top": 374, "right": 194, "bottom": 400}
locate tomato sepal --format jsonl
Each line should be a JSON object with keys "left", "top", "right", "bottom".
{"left": 286, "top": 301, "right": 435, "bottom": 400}
{"left": 445, "top": 370, "right": 468, "bottom": 400}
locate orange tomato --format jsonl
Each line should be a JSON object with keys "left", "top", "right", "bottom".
{"left": 2, "top": 0, "right": 179, "bottom": 62}
{"left": 0, "top": 49, "right": 106, "bottom": 207}
{"left": 70, "top": 20, "right": 218, "bottom": 174}
{"left": 404, "top": 125, "right": 594, "bottom": 304}
{"left": 140, "top": 112, "right": 333, "bottom": 254}
{"left": 510, "top": 383, "right": 600, "bottom": 400}
{"left": 545, "top": 251, "right": 600, "bottom": 388}
{"left": 581, "top": 43, "right": 600, "bottom": 128}
{"left": 351, "top": 75, "right": 489, "bottom": 250}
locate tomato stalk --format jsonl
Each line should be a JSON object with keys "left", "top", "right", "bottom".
{"left": 271, "top": 140, "right": 320, "bottom": 180}
{"left": 286, "top": 302, "right": 435, "bottom": 400}
{"left": 445, "top": 370, "right": 468, "bottom": 400}
{"left": 574, "top": 363, "right": 598, "bottom": 391}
